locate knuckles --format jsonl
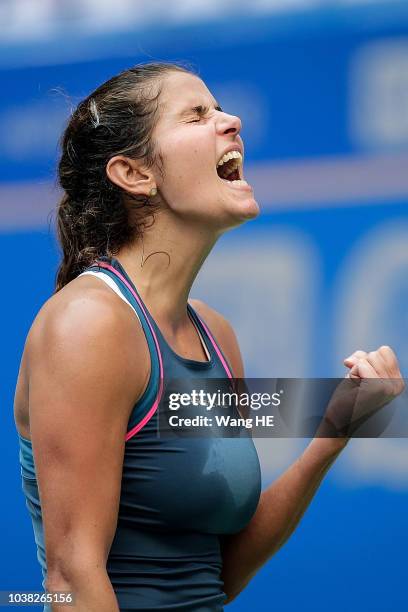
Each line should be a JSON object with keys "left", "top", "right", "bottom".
{"left": 345, "top": 345, "right": 405, "bottom": 398}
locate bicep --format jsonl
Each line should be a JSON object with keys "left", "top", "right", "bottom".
{"left": 27, "top": 295, "right": 145, "bottom": 573}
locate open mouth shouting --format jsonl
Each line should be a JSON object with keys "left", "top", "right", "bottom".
{"left": 216, "top": 149, "right": 252, "bottom": 191}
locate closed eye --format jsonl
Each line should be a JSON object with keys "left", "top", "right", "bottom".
{"left": 187, "top": 104, "right": 224, "bottom": 123}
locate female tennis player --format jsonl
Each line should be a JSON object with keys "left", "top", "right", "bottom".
{"left": 14, "top": 62, "right": 404, "bottom": 611}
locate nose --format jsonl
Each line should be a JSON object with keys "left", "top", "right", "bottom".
{"left": 217, "top": 111, "right": 242, "bottom": 136}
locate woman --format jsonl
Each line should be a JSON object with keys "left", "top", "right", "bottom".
{"left": 14, "top": 62, "right": 404, "bottom": 611}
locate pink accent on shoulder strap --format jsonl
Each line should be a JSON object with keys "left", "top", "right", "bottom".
{"left": 194, "top": 314, "right": 233, "bottom": 379}
{"left": 94, "top": 261, "right": 164, "bottom": 441}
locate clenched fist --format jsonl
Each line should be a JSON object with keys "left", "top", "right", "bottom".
{"left": 320, "top": 346, "right": 405, "bottom": 438}
{"left": 344, "top": 345, "right": 404, "bottom": 387}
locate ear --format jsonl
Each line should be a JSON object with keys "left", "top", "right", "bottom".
{"left": 106, "top": 155, "right": 156, "bottom": 197}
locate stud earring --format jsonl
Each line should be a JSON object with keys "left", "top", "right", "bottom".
{"left": 149, "top": 187, "right": 157, "bottom": 197}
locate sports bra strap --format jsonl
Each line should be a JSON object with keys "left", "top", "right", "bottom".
{"left": 80, "top": 262, "right": 163, "bottom": 441}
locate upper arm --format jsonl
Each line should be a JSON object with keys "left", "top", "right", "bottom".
{"left": 26, "top": 290, "right": 148, "bottom": 577}
{"left": 189, "top": 298, "right": 245, "bottom": 378}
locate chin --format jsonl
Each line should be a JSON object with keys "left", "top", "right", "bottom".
{"left": 241, "top": 196, "right": 260, "bottom": 218}
{"left": 229, "top": 195, "right": 260, "bottom": 224}
{"left": 215, "top": 177, "right": 260, "bottom": 222}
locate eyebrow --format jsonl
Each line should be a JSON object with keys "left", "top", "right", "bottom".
{"left": 181, "top": 103, "right": 223, "bottom": 116}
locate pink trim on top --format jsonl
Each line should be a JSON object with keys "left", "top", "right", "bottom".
{"left": 194, "top": 314, "right": 233, "bottom": 379}
{"left": 94, "top": 261, "right": 164, "bottom": 441}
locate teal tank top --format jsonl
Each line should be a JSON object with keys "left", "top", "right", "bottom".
{"left": 18, "top": 256, "right": 261, "bottom": 611}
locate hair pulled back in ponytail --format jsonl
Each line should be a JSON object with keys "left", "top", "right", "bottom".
{"left": 55, "top": 62, "right": 191, "bottom": 292}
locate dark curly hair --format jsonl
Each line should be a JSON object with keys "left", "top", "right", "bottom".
{"left": 55, "top": 61, "right": 192, "bottom": 292}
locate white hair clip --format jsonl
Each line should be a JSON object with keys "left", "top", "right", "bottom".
{"left": 89, "top": 98, "right": 100, "bottom": 128}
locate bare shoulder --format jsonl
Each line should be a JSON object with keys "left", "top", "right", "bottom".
{"left": 28, "top": 274, "right": 142, "bottom": 345}
{"left": 25, "top": 274, "right": 150, "bottom": 410}
{"left": 189, "top": 298, "right": 245, "bottom": 377}
{"left": 28, "top": 274, "right": 128, "bottom": 334}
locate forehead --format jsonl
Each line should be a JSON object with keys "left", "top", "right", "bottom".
{"left": 158, "top": 71, "right": 216, "bottom": 115}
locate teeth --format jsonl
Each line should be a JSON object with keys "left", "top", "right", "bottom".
{"left": 220, "top": 178, "right": 249, "bottom": 187}
{"left": 217, "top": 150, "right": 242, "bottom": 167}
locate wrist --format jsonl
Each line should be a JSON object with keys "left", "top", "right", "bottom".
{"left": 309, "top": 435, "right": 349, "bottom": 459}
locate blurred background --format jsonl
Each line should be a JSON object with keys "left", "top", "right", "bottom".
{"left": 1, "top": 0, "right": 408, "bottom": 610}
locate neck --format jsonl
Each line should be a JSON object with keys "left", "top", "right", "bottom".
{"left": 115, "top": 212, "right": 220, "bottom": 330}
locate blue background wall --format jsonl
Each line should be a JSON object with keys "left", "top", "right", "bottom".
{"left": 1, "top": 3, "right": 408, "bottom": 610}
